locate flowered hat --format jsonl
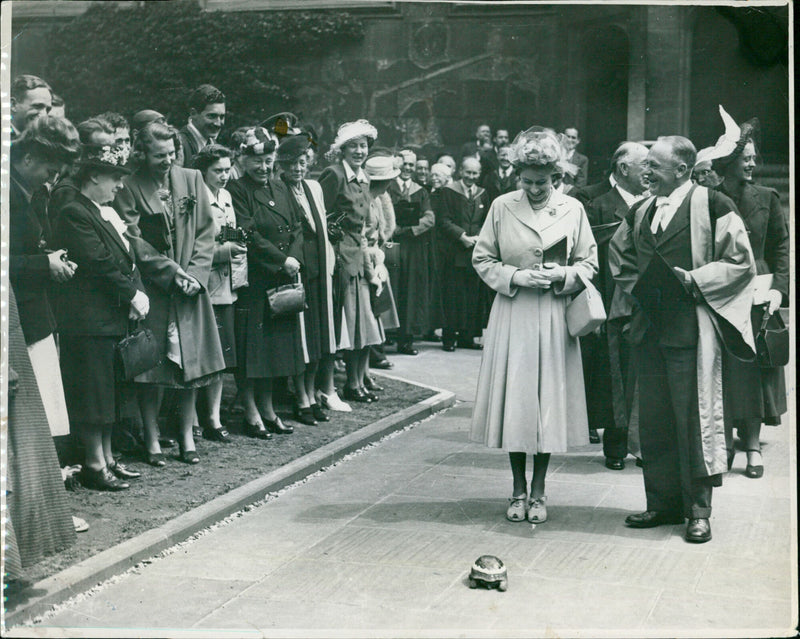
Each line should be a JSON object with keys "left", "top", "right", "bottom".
{"left": 508, "top": 126, "right": 563, "bottom": 167}
{"left": 239, "top": 127, "right": 277, "bottom": 156}
{"left": 328, "top": 119, "right": 378, "bottom": 155}
{"left": 79, "top": 143, "right": 131, "bottom": 174}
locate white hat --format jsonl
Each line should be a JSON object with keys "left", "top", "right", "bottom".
{"left": 364, "top": 154, "right": 400, "bottom": 181}
{"left": 329, "top": 119, "right": 378, "bottom": 154}
{"left": 695, "top": 105, "right": 741, "bottom": 166}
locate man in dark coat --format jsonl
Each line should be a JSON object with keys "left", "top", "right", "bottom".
{"left": 609, "top": 135, "right": 755, "bottom": 544}
{"left": 437, "top": 156, "right": 491, "bottom": 351}
{"left": 579, "top": 142, "right": 650, "bottom": 470}
{"left": 481, "top": 145, "right": 516, "bottom": 205}
{"left": 177, "top": 84, "right": 226, "bottom": 168}
{"left": 561, "top": 127, "right": 589, "bottom": 187}
{"left": 10, "top": 74, "right": 52, "bottom": 140}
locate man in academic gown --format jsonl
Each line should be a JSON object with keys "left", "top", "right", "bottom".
{"left": 609, "top": 136, "right": 755, "bottom": 544}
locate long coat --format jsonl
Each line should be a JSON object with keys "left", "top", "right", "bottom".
{"left": 387, "top": 180, "right": 441, "bottom": 334}
{"left": 719, "top": 182, "right": 789, "bottom": 423}
{"left": 470, "top": 189, "right": 598, "bottom": 453}
{"left": 438, "top": 181, "right": 492, "bottom": 332}
{"left": 114, "top": 165, "right": 225, "bottom": 383}
{"left": 609, "top": 184, "right": 755, "bottom": 476}
{"left": 228, "top": 174, "right": 306, "bottom": 378}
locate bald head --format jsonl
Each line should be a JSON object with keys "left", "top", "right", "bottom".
{"left": 611, "top": 142, "right": 650, "bottom": 195}
{"left": 461, "top": 157, "right": 481, "bottom": 187}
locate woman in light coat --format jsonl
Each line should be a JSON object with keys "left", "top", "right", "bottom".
{"left": 470, "top": 127, "right": 598, "bottom": 524}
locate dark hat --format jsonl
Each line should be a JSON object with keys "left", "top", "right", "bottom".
{"left": 79, "top": 143, "right": 131, "bottom": 174}
{"left": 299, "top": 123, "right": 318, "bottom": 148}
{"left": 261, "top": 112, "right": 301, "bottom": 139}
{"left": 276, "top": 134, "right": 311, "bottom": 163}
{"left": 131, "top": 109, "right": 165, "bottom": 132}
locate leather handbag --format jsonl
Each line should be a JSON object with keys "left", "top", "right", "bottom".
{"left": 266, "top": 275, "right": 305, "bottom": 318}
{"left": 755, "top": 307, "right": 789, "bottom": 368}
{"left": 566, "top": 271, "right": 607, "bottom": 337}
{"left": 115, "top": 321, "right": 162, "bottom": 381}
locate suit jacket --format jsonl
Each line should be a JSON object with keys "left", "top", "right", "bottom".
{"left": 481, "top": 167, "right": 516, "bottom": 204}
{"left": 438, "top": 182, "right": 490, "bottom": 268}
{"left": 9, "top": 167, "right": 57, "bottom": 344}
{"left": 573, "top": 178, "right": 613, "bottom": 209}
{"left": 719, "top": 182, "right": 789, "bottom": 301}
{"left": 563, "top": 151, "right": 589, "bottom": 187}
{"left": 53, "top": 192, "right": 144, "bottom": 336}
{"left": 177, "top": 125, "right": 203, "bottom": 169}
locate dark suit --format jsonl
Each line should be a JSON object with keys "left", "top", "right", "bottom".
{"left": 481, "top": 167, "right": 516, "bottom": 205}
{"left": 9, "top": 168, "right": 57, "bottom": 345}
{"left": 563, "top": 151, "right": 589, "bottom": 187}
{"left": 573, "top": 177, "right": 613, "bottom": 209}
{"left": 177, "top": 125, "right": 206, "bottom": 169}
{"left": 438, "top": 181, "right": 491, "bottom": 344}
{"left": 229, "top": 175, "right": 305, "bottom": 379}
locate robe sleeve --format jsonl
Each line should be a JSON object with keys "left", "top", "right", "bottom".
{"left": 552, "top": 204, "right": 598, "bottom": 296}
{"left": 411, "top": 189, "right": 435, "bottom": 236}
{"left": 471, "top": 199, "right": 520, "bottom": 297}
{"left": 608, "top": 207, "right": 640, "bottom": 300}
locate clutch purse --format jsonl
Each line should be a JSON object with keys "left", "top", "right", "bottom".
{"left": 266, "top": 276, "right": 305, "bottom": 318}
{"left": 116, "top": 322, "right": 162, "bottom": 381}
{"left": 370, "top": 283, "right": 393, "bottom": 316}
{"left": 382, "top": 242, "right": 400, "bottom": 269}
{"left": 566, "top": 272, "right": 607, "bottom": 337}
{"left": 755, "top": 307, "right": 789, "bottom": 368}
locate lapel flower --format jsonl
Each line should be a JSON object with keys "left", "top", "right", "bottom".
{"left": 177, "top": 195, "right": 197, "bottom": 217}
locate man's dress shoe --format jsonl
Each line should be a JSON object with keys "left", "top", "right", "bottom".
{"left": 685, "top": 518, "right": 712, "bottom": 543}
{"left": 605, "top": 457, "right": 625, "bottom": 471}
{"left": 625, "top": 510, "right": 684, "bottom": 528}
{"left": 371, "top": 358, "right": 394, "bottom": 370}
{"left": 442, "top": 343, "right": 455, "bottom": 352}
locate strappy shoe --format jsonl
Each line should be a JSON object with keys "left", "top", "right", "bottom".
{"left": 527, "top": 496, "right": 548, "bottom": 523}
{"left": 506, "top": 494, "right": 528, "bottom": 522}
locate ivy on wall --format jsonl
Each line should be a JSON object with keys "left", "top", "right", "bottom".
{"left": 44, "top": 0, "right": 364, "bottom": 130}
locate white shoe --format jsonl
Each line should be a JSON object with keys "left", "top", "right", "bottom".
{"left": 527, "top": 496, "right": 547, "bottom": 523}
{"left": 319, "top": 391, "right": 352, "bottom": 412}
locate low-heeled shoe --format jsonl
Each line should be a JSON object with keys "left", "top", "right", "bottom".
{"left": 371, "top": 358, "right": 394, "bottom": 370}
{"left": 363, "top": 376, "right": 384, "bottom": 392}
{"left": 158, "top": 437, "right": 177, "bottom": 448}
{"left": 204, "top": 426, "right": 232, "bottom": 443}
{"left": 145, "top": 452, "right": 166, "bottom": 467}
{"left": 605, "top": 457, "right": 625, "bottom": 471}
{"left": 342, "top": 386, "right": 373, "bottom": 403}
{"left": 244, "top": 420, "right": 273, "bottom": 440}
{"left": 179, "top": 447, "right": 200, "bottom": 464}
{"left": 192, "top": 425, "right": 203, "bottom": 439}
{"left": 685, "top": 518, "right": 712, "bottom": 543}
{"left": 589, "top": 429, "right": 601, "bottom": 444}
{"left": 81, "top": 467, "right": 130, "bottom": 491}
{"left": 625, "top": 510, "right": 684, "bottom": 528}
{"left": 265, "top": 416, "right": 293, "bottom": 434}
{"left": 397, "top": 344, "right": 419, "bottom": 355}
{"left": 311, "top": 403, "right": 330, "bottom": 422}
{"left": 109, "top": 461, "right": 141, "bottom": 480}
{"left": 293, "top": 406, "right": 318, "bottom": 426}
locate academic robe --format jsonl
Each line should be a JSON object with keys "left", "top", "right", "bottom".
{"left": 113, "top": 165, "right": 225, "bottom": 384}
{"left": 609, "top": 184, "right": 755, "bottom": 477}
{"left": 470, "top": 188, "right": 598, "bottom": 452}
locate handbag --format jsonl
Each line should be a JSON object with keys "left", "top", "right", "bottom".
{"left": 266, "top": 275, "right": 305, "bottom": 318}
{"left": 115, "top": 321, "right": 162, "bottom": 381}
{"left": 755, "top": 307, "right": 789, "bottom": 368}
{"left": 382, "top": 241, "right": 400, "bottom": 269}
{"left": 370, "top": 282, "right": 393, "bottom": 316}
{"left": 566, "top": 271, "right": 607, "bottom": 337}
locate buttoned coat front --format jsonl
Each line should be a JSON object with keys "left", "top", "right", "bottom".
{"left": 469, "top": 189, "right": 598, "bottom": 453}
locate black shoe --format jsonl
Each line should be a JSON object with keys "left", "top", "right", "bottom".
{"left": 293, "top": 406, "right": 318, "bottom": 426}
{"left": 635, "top": 458, "right": 643, "bottom": 468}
{"left": 244, "top": 420, "right": 273, "bottom": 440}
{"left": 178, "top": 445, "right": 200, "bottom": 464}
{"left": 158, "top": 437, "right": 177, "bottom": 448}
{"left": 371, "top": 358, "right": 394, "bottom": 370}
{"left": 457, "top": 340, "right": 482, "bottom": 350}
{"left": 423, "top": 332, "right": 441, "bottom": 343}
{"left": 745, "top": 450, "right": 764, "bottom": 478}
{"left": 442, "top": 343, "right": 455, "bottom": 352}
{"left": 589, "top": 429, "right": 601, "bottom": 444}
{"left": 81, "top": 467, "right": 130, "bottom": 491}
{"left": 204, "top": 426, "right": 232, "bottom": 443}
{"left": 310, "top": 403, "right": 330, "bottom": 422}
{"left": 363, "top": 389, "right": 379, "bottom": 402}
{"left": 192, "top": 425, "right": 203, "bottom": 439}
{"left": 363, "top": 376, "right": 384, "bottom": 392}
{"left": 397, "top": 344, "right": 419, "bottom": 355}
{"left": 109, "top": 461, "right": 141, "bottom": 480}
{"left": 145, "top": 452, "right": 166, "bottom": 467}
{"left": 605, "top": 457, "right": 625, "bottom": 471}
{"left": 265, "top": 416, "right": 293, "bottom": 434}
{"left": 685, "top": 518, "right": 712, "bottom": 543}
{"left": 625, "top": 510, "right": 684, "bottom": 528}
{"left": 342, "top": 386, "right": 373, "bottom": 403}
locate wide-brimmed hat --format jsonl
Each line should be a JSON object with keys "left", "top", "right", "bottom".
{"left": 239, "top": 127, "right": 277, "bottom": 156}
{"left": 508, "top": 126, "right": 562, "bottom": 167}
{"left": 329, "top": 119, "right": 378, "bottom": 155}
{"left": 704, "top": 105, "right": 760, "bottom": 167}
{"left": 276, "top": 134, "right": 311, "bottom": 163}
{"left": 364, "top": 154, "right": 400, "bottom": 181}
{"left": 261, "top": 112, "right": 301, "bottom": 139}
{"left": 79, "top": 144, "right": 131, "bottom": 174}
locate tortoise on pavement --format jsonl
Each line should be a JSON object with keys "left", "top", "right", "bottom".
{"left": 468, "top": 555, "right": 508, "bottom": 591}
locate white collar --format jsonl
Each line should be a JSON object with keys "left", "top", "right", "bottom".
{"left": 657, "top": 179, "right": 693, "bottom": 207}
{"left": 343, "top": 161, "right": 369, "bottom": 184}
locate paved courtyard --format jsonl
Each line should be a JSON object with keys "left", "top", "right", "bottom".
{"left": 17, "top": 345, "right": 797, "bottom": 637}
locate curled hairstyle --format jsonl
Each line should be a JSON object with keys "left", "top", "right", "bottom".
{"left": 129, "top": 121, "right": 181, "bottom": 170}
{"left": 11, "top": 74, "right": 51, "bottom": 100}
{"left": 187, "top": 84, "right": 225, "bottom": 114}
{"left": 192, "top": 143, "right": 233, "bottom": 174}
{"left": 10, "top": 114, "right": 80, "bottom": 164}
{"left": 100, "top": 111, "right": 129, "bottom": 131}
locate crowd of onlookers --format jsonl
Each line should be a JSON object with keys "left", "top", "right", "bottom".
{"left": 6, "top": 72, "right": 789, "bottom": 577}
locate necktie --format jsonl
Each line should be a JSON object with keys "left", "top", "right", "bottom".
{"left": 650, "top": 197, "right": 670, "bottom": 235}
